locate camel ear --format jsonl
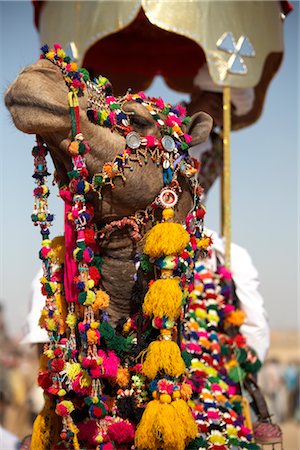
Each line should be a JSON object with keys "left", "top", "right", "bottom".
{"left": 187, "top": 111, "right": 213, "bottom": 146}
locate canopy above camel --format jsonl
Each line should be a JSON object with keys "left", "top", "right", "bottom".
{"left": 33, "top": 1, "right": 291, "bottom": 129}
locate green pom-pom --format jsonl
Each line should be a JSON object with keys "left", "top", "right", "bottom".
{"left": 79, "top": 68, "right": 90, "bottom": 82}
{"left": 220, "top": 344, "right": 230, "bottom": 356}
{"left": 99, "top": 322, "right": 132, "bottom": 356}
{"left": 140, "top": 254, "right": 152, "bottom": 273}
{"left": 64, "top": 56, "right": 71, "bottom": 64}
{"left": 67, "top": 170, "right": 80, "bottom": 180}
{"left": 31, "top": 214, "right": 39, "bottom": 222}
{"left": 93, "top": 255, "right": 104, "bottom": 272}
{"left": 236, "top": 347, "right": 248, "bottom": 364}
{"left": 93, "top": 175, "right": 104, "bottom": 187}
{"left": 182, "top": 350, "right": 193, "bottom": 367}
{"left": 73, "top": 247, "right": 84, "bottom": 261}
{"left": 162, "top": 107, "right": 170, "bottom": 116}
{"left": 181, "top": 141, "right": 189, "bottom": 151}
{"left": 78, "top": 141, "right": 87, "bottom": 155}
{"left": 228, "top": 365, "right": 246, "bottom": 383}
{"left": 78, "top": 292, "right": 87, "bottom": 305}
{"left": 182, "top": 116, "right": 191, "bottom": 125}
{"left": 110, "top": 103, "right": 121, "bottom": 111}
{"left": 186, "top": 436, "right": 208, "bottom": 449}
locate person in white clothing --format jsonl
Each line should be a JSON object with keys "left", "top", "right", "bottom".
{"left": 206, "top": 230, "right": 270, "bottom": 363}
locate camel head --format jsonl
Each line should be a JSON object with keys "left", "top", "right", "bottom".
{"left": 5, "top": 48, "right": 213, "bottom": 225}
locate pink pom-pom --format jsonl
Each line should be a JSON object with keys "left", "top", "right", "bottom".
{"left": 224, "top": 304, "right": 235, "bottom": 315}
{"left": 145, "top": 135, "right": 157, "bottom": 147}
{"left": 184, "top": 133, "right": 193, "bottom": 143}
{"left": 155, "top": 98, "right": 165, "bottom": 109}
{"left": 106, "top": 96, "right": 117, "bottom": 105}
{"left": 211, "top": 383, "right": 222, "bottom": 392}
{"left": 90, "top": 366, "right": 102, "bottom": 379}
{"left": 55, "top": 404, "right": 69, "bottom": 416}
{"left": 53, "top": 43, "right": 62, "bottom": 51}
{"left": 72, "top": 375, "right": 91, "bottom": 395}
{"left": 227, "top": 385, "right": 236, "bottom": 395}
{"left": 109, "top": 111, "right": 117, "bottom": 125}
{"left": 218, "top": 266, "right": 232, "bottom": 280}
{"left": 78, "top": 419, "right": 99, "bottom": 446}
{"left": 176, "top": 104, "right": 187, "bottom": 117}
{"left": 72, "top": 79, "right": 81, "bottom": 88}
{"left": 107, "top": 421, "right": 135, "bottom": 443}
{"left": 153, "top": 317, "right": 163, "bottom": 329}
{"left": 41, "top": 247, "right": 51, "bottom": 258}
{"left": 207, "top": 409, "right": 220, "bottom": 420}
{"left": 137, "top": 91, "right": 146, "bottom": 99}
{"left": 78, "top": 322, "right": 86, "bottom": 332}
{"left": 83, "top": 247, "right": 93, "bottom": 263}
{"left": 81, "top": 357, "right": 92, "bottom": 368}
{"left": 98, "top": 350, "right": 119, "bottom": 378}
{"left": 186, "top": 343, "right": 201, "bottom": 353}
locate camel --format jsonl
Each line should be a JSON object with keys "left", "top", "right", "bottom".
{"left": 5, "top": 57, "right": 212, "bottom": 324}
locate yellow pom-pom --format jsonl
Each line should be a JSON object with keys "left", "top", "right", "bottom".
{"left": 142, "top": 339, "right": 186, "bottom": 379}
{"left": 84, "top": 290, "right": 96, "bottom": 306}
{"left": 144, "top": 222, "right": 189, "bottom": 258}
{"left": 45, "top": 318, "right": 56, "bottom": 331}
{"left": 66, "top": 312, "right": 77, "bottom": 328}
{"left": 79, "top": 370, "right": 92, "bottom": 388}
{"left": 69, "top": 62, "right": 78, "bottom": 72}
{"left": 57, "top": 49, "right": 66, "bottom": 59}
{"left": 66, "top": 362, "right": 81, "bottom": 380}
{"left": 160, "top": 394, "right": 172, "bottom": 404}
{"left": 87, "top": 329, "right": 98, "bottom": 345}
{"left": 69, "top": 141, "right": 79, "bottom": 155}
{"left": 45, "top": 51, "right": 55, "bottom": 60}
{"left": 225, "top": 309, "right": 246, "bottom": 326}
{"left": 50, "top": 236, "right": 65, "bottom": 264}
{"left": 58, "top": 389, "right": 66, "bottom": 397}
{"left": 171, "top": 399, "right": 198, "bottom": 442}
{"left": 135, "top": 398, "right": 196, "bottom": 450}
{"left": 143, "top": 278, "right": 182, "bottom": 319}
{"left": 162, "top": 208, "right": 175, "bottom": 221}
{"left": 172, "top": 390, "right": 181, "bottom": 400}
{"left": 92, "top": 290, "right": 110, "bottom": 311}
{"left": 87, "top": 279, "right": 95, "bottom": 289}
{"left": 180, "top": 382, "right": 193, "bottom": 401}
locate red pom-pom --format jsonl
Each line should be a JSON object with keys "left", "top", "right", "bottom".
{"left": 84, "top": 229, "right": 96, "bottom": 246}
{"left": 196, "top": 208, "right": 206, "bottom": 219}
{"left": 89, "top": 266, "right": 100, "bottom": 286}
{"left": 37, "top": 371, "right": 53, "bottom": 390}
{"left": 54, "top": 347, "right": 63, "bottom": 357}
{"left": 107, "top": 421, "right": 134, "bottom": 443}
{"left": 50, "top": 358, "right": 65, "bottom": 372}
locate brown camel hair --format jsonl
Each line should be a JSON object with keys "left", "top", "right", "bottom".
{"left": 5, "top": 58, "right": 212, "bottom": 323}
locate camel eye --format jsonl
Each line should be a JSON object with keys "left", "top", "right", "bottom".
{"left": 130, "top": 115, "right": 150, "bottom": 128}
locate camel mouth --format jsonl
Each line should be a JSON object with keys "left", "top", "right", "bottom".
{"left": 6, "top": 94, "right": 68, "bottom": 117}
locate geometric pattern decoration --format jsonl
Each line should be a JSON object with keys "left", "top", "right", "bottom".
{"left": 216, "top": 32, "right": 256, "bottom": 77}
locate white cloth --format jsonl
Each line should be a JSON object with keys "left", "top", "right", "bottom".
{"left": 206, "top": 229, "right": 270, "bottom": 362}
{"left": 0, "top": 426, "right": 20, "bottom": 450}
{"left": 194, "top": 63, "right": 255, "bottom": 116}
{"left": 21, "top": 269, "right": 49, "bottom": 344}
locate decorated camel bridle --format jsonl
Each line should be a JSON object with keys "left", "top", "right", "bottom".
{"left": 31, "top": 44, "right": 261, "bottom": 450}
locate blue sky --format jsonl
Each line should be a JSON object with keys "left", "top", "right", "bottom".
{"left": 0, "top": 1, "right": 298, "bottom": 336}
